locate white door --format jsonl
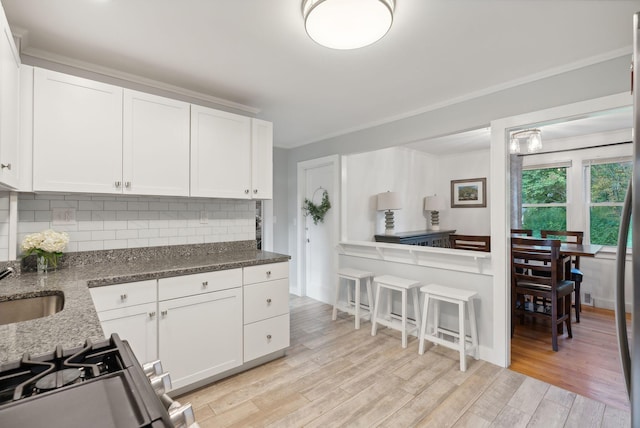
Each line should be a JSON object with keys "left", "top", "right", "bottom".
{"left": 298, "top": 155, "right": 340, "bottom": 304}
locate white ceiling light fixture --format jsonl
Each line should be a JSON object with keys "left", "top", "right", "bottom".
{"left": 302, "top": 0, "right": 395, "bottom": 50}
{"left": 509, "top": 129, "right": 543, "bottom": 154}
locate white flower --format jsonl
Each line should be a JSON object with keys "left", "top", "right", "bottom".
{"left": 21, "top": 229, "right": 69, "bottom": 254}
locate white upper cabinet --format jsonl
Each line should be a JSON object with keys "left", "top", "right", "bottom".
{"left": 190, "top": 105, "right": 273, "bottom": 199}
{"left": 33, "top": 68, "right": 123, "bottom": 193}
{"left": 251, "top": 119, "right": 273, "bottom": 199}
{"left": 190, "top": 105, "right": 252, "bottom": 198}
{"left": 123, "top": 89, "right": 190, "bottom": 196}
{"left": 0, "top": 6, "right": 20, "bottom": 189}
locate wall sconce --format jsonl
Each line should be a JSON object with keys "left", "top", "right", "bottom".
{"left": 424, "top": 195, "right": 446, "bottom": 231}
{"left": 377, "top": 191, "right": 402, "bottom": 235}
{"left": 509, "top": 129, "right": 542, "bottom": 154}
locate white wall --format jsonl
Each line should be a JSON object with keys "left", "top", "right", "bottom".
{"left": 345, "top": 147, "right": 437, "bottom": 240}
{"left": 281, "top": 55, "right": 630, "bottom": 293}
{"left": 436, "top": 149, "right": 491, "bottom": 235}
{"left": 343, "top": 146, "right": 492, "bottom": 240}
{"left": 15, "top": 193, "right": 255, "bottom": 255}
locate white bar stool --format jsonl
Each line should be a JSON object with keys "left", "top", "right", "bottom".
{"left": 371, "top": 275, "right": 421, "bottom": 348}
{"left": 332, "top": 268, "right": 375, "bottom": 329}
{"left": 418, "top": 283, "right": 479, "bottom": 372}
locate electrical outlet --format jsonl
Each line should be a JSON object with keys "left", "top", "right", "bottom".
{"left": 200, "top": 211, "right": 208, "bottom": 224}
{"left": 52, "top": 207, "right": 76, "bottom": 225}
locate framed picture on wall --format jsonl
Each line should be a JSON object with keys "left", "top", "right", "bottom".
{"left": 451, "top": 177, "right": 487, "bottom": 208}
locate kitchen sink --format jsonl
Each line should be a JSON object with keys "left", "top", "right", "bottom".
{"left": 0, "top": 292, "right": 64, "bottom": 325}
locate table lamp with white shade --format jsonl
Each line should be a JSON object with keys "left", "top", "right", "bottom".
{"left": 377, "top": 191, "right": 402, "bottom": 235}
{"left": 424, "top": 195, "right": 446, "bottom": 231}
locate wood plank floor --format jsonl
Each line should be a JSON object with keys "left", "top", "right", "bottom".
{"left": 178, "top": 296, "right": 630, "bottom": 427}
{"left": 510, "top": 305, "right": 630, "bottom": 412}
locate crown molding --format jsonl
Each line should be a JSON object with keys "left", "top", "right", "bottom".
{"left": 19, "top": 46, "right": 261, "bottom": 115}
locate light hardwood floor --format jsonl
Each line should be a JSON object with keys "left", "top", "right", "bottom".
{"left": 510, "top": 305, "right": 630, "bottom": 412}
{"left": 178, "top": 296, "right": 630, "bottom": 427}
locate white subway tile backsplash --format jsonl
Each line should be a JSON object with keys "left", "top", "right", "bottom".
{"left": 78, "top": 241, "right": 104, "bottom": 251}
{"left": 128, "top": 202, "right": 149, "bottom": 211}
{"left": 91, "top": 230, "right": 116, "bottom": 241}
{"left": 116, "top": 211, "right": 139, "bottom": 221}
{"left": 116, "top": 229, "right": 138, "bottom": 240}
{"left": 20, "top": 200, "right": 50, "bottom": 211}
{"left": 105, "top": 201, "right": 128, "bottom": 211}
{"left": 14, "top": 193, "right": 255, "bottom": 257}
{"left": 79, "top": 201, "right": 104, "bottom": 211}
{"left": 50, "top": 200, "right": 79, "bottom": 208}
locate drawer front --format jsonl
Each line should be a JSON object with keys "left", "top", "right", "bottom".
{"left": 243, "top": 314, "right": 289, "bottom": 362}
{"left": 243, "top": 262, "right": 288, "bottom": 285}
{"left": 90, "top": 280, "right": 157, "bottom": 312}
{"left": 159, "top": 268, "right": 242, "bottom": 301}
{"left": 243, "top": 278, "right": 289, "bottom": 324}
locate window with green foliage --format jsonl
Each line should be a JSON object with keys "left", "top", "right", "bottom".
{"left": 521, "top": 167, "right": 567, "bottom": 237}
{"left": 587, "top": 160, "right": 632, "bottom": 246}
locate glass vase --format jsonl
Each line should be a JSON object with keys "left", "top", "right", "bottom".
{"left": 37, "top": 255, "right": 48, "bottom": 274}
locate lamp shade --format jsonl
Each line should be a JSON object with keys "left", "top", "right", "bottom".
{"left": 377, "top": 191, "right": 401, "bottom": 211}
{"left": 424, "top": 195, "right": 446, "bottom": 211}
{"left": 302, "top": 0, "right": 395, "bottom": 50}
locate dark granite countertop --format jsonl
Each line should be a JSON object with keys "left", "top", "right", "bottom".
{"left": 0, "top": 249, "right": 290, "bottom": 364}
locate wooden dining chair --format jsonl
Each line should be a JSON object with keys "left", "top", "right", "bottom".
{"left": 511, "top": 237, "right": 574, "bottom": 351}
{"left": 541, "top": 230, "right": 584, "bottom": 322}
{"left": 449, "top": 234, "right": 491, "bottom": 252}
{"left": 511, "top": 228, "right": 533, "bottom": 236}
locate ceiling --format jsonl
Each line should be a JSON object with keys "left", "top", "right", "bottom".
{"left": 2, "top": 1, "right": 638, "bottom": 150}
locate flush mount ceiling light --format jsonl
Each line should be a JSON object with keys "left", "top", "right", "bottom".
{"left": 302, "top": 0, "right": 395, "bottom": 50}
{"left": 509, "top": 129, "right": 543, "bottom": 154}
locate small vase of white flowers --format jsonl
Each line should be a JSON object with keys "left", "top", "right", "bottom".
{"left": 21, "top": 229, "right": 70, "bottom": 274}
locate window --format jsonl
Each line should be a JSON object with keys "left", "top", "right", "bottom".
{"left": 521, "top": 166, "right": 567, "bottom": 237}
{"left": 586, "top": 159, "right": 632, "bottom": 246}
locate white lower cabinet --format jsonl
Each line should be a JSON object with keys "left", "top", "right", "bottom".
{"left": 243, "top": 262, "right": 290, "bottom": 362}
{"left": 89, "top": 280, "right": 158, "bottom": 364}
{"left": 97, "top": 302, "right": 158, "bottom": 364}
{"left": 158, "top": 270, "right": 243, "bottom": 391}
{"left": 89, "top": 261, "right": 288, "bottom": 392}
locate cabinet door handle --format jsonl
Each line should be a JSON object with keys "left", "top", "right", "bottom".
{"left": 253, "top": 189, "right": 258, "bottom": 194}
{"left": 244, "top": 189, "right": 249, "bottom": 194}
{"left": 148, "top": 311, "right": 156, "bottom": 318}
{"left": 266, "top": 334, "right": 272, "bottom": 340}
{"left": 125, "top": 181, "right": 131, "bottom": 189}
{"left": 202, "top": 281, "right": 208, "bottom": 288}
{"left": 115, "top": 181, "right": 121, "bottom": 188}
{"left": 120, "top": 294, "right": 128, "bottom": 301}
{"left": 0, "top": 163, "right": 11, "bottom": 170}
{"left": 161, "top": 310, "right": 168, "bottom": 317}
{"left": 266, "top": 298, "right": 272, "bottom": 304}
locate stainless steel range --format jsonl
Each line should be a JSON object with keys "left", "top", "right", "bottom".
{"left": 0, "top": 334, "right": 197, "bottom": 428}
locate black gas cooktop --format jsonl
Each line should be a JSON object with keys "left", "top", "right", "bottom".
{"left": 0, "top": 334, "right": 172, "bottom": 428}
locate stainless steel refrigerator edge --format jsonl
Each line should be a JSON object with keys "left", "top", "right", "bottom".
{"left": 616, "top": 11, "right": 640, "bottom": 427}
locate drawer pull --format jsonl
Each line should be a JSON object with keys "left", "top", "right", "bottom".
{"left": 120, "top": 294, "right": 128, "bottom": 301}
{"left": 202, "top": 281, "right": 208, "bottom": 288}
{"left": 161, "top": 310, "right": 168, "bottom": 317}
{"left": 266, "top": 271, "right": 271, "bottom": 276}
{"left": 266, "top": 334, "right": 272, "bottom": 340}
{"left": 266, "top": 298, "right": 272, "bottom": 304}
{"left": 148, "top": 311, "right": 156, "bottom": 318}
